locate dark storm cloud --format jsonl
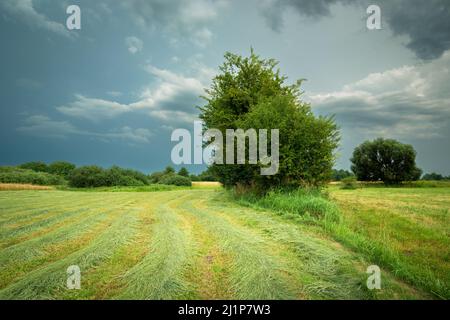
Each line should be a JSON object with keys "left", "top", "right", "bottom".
{"left": 382, "top": 0, "right": 450, "bottom": 60}
{"left": 262, "top": 0, "right": 450, "bottom": 60}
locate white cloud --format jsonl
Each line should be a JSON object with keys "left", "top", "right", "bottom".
{"left": 307, "top": 50, "right": 450, "bottom": 139}
{"left": 17, "top": 115, "right": 153, "bottom": 144}
{"left": 57, "top": 94, "right": 131, "bottom": 121}
{"left": 0, "top": 0, "right": 72, "bottom": 38}
{"left": 125, "top": 36, "right": 144, "bottom": 54}
{"left": 56, "top": 62, "right": 214, "bottom": 125}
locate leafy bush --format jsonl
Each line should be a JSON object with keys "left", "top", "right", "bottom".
{"left": 197, "top": 167, "right": 217, "bottom": 181}
{"left": 164, "top": 166, "right": 175, "bottom": 175}
{"left": 19, "top": 161, "right": 48, "bottom": 173}
{"left": 48, "top": 161, "right": 76, "bottom": 178}
{"left": 106, "top": 166, "right": 149, "bottom": 186}
{"left": 149, "top": 171, "right": 165, "bottom": 183}
{"left": 331, "top": 169, "right": 353, "bottom": 181}
{"left": 189, "top": 174, "right": 200, "bottom": 181}
{"left": 178, "top": 167, "right": 189, "bottom": 177}
{"left": 0, "top": 166, "right": 65, "bottom": 185}
{"left": 340, "top": 176, "right": 357, "bottom": 190}
{"left": 158, "top": 174, "right": 192, "bottom": 186}
{"left": 68, "top": 166, "right": 107, "bottom": 188}
{"left": 68, "top": 165, "right": 149, "bottom": 188}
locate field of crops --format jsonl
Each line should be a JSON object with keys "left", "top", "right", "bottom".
{"left": 0, "top": 186, "right": 446, "bottom": 299}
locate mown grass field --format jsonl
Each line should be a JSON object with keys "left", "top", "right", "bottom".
{"left": 0, "top": 184, "right": 447, "bottom": 299}
{"left": 329, "top": 186, "right": 450, "bottom": 299}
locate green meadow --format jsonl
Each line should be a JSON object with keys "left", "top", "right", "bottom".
{"left": 0, "top": 183, "right": 448, "bottom": 299}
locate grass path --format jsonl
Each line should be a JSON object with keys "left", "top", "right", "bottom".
{"left": 0, "top": 189, "right": 430, "bottom": 299}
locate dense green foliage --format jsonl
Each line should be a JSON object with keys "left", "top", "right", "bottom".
{"left": 158, "top": 174, "right": 192, "bottom": 186}
{"left": 199, "top": 50, "right": 339, "bottom": 191}
{"left": 19, "top": 161, "right": 48, "bottom": 173}
{"left": 47, "top": 161, "right": 76, "bottom": 178}
{"left": 351, "top": 138, "right": 422, "bottom": 185}
{"left": 178, "top": 167, "right": 189, "bottom": 177}
{"left": 331, "top": 169, "right": 354, "bottom": 181}
{"left": 0, "top": 166, "right": 64, "bottom": 185}
{"left": 148, "top": 171, "right": 165, "bottom": 184}
{"left": 190, "top": 167, "right": 217, "bottom": 181}
{"left": 67, "top": 166, "right": 149, "bottom": 188}
{"left": 422, "top": 172, "right": 449, "bottom": 181}
{"left": 148, "top": 166, "right": 191, "bottom": 186}
{"left": 340, "top": 176, "right": 357, "bottom": 190}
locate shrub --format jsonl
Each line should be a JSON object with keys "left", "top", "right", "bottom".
{"left": 340, "top": 176, "right": 357, "bottom": 190}
{"left": 105, "top": 166, "right": 149, "bottom": 186}
{"left": 149, "top": 171, "right": 165, "bottom": 183}
{"left": 68, "top": 165, "right": 149, "bottom": 188}
{"left": 178, "top": 167, "right": 189, "bottom": 177}
{"left": 0, "top": 166, "right": 65, "bottom": 185}
{"left": 331, "top": 169, "right": 353, "bottom": 181}
{"left": 164, "top": 166, "right": 175, "bottom": 175}
{"left": 19, "top": 161, "right": 48, "bottom": 173}
{"left": 48, "top": 161, "right": 76, "bottom": 178}
{"left": 68, "top": 166, "right": 107, "bottom": 188}
{"left": 197, "top": 167, "right": 217, "bottom": 181}
{"left": 158, "top": 174, "right": 192, "bottom": 186}
{"left": 189, "top": 174, "right": 200, "bottom": 181}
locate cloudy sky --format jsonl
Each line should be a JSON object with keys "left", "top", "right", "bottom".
{"left": 1, "top": 0, "right": 449, "bottom": 174}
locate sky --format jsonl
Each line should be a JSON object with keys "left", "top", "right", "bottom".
{"left": 1, "top": 0, "right": 449, "bottom": 175}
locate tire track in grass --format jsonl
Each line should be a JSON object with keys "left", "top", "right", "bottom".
{"left": 117, "top": 193, "right": 196, "bottom": 300}
{"left": 0, "top": 205, "right": 140, "bottom": 299}
{"left": 180, "top": 191, "right": 297, "bottom": 300}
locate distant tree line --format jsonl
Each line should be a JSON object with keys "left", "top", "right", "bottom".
{"left": 0, "top": 161, "right": 218, "bottom": 188}
{"left": 421, "top": 172, "right": 450, "bottom": 181}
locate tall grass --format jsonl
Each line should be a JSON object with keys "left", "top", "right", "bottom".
{"left": 235, "top": 188, "right": 341, "bottom": 226}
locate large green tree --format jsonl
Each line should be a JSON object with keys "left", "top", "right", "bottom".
{"left": 199, "top": 50, "right": 339, "bottom": 191}
{"left": 351, "top": 138, "right": 422, "bottom": 184}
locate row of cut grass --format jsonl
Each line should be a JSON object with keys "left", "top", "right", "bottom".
{"left": 234, "top": 186, "right": 448, "bottom": 299}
